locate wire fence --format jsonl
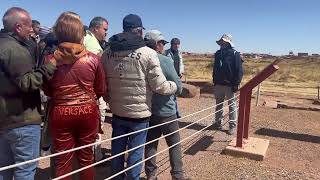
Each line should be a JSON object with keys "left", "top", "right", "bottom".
{"left": 0, "top": 94, "right": 240, "bottom": 180}
{"left": 0, "top": 94, "right": 239, "bottom": 173}
{"left": 53, "top": 98, "right": 239, "bottom": 180}
{"left": 106, "top": 107, "right": 238, "bottom": 180}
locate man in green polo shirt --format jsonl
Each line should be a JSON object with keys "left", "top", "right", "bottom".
{"left": 83, "top": 16, "right": 109, "bottom": 162}
{"left": 84, "top": 16, "right": 108, "bottom": 56}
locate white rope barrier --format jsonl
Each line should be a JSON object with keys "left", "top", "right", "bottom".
{"left": 0, "top": 94, "right": 239, "bottom": 172}
{"left": 106, "top": 107, "right": 239, "bottom": 180}
{"left": 53, "top": 99, "right": 239, "bottom": 180}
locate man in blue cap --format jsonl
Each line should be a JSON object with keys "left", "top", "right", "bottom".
{"left": 102, "top": 14, "right": 177, "bottom": 180}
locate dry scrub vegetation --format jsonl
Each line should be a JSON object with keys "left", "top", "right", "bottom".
{"left": 184, "top": 55, "right": 320, "bottom": 96}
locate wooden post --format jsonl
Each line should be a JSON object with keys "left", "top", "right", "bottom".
{"left": 256, "top": 84, "right": 261, "bottom": 106}
{"left": 235, "top": 62, "right": 280, "bottom": 148}
{"left": 244, "top": 90, "right": 253, "bottom": 139}
{"left": 318, "top": 85, "right": 320, "bottom": 100}
{"left": 236, "top": 89, "right": 247, "bottom": 147}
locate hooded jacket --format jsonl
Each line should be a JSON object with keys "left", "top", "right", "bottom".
{"left": 43, "top": 42, "right": 106, "bottom": 106}
{"left": 102, "top": 32, "right": 177, "bottom": 119}
{"left": 0, "top": 30, "right": 56, "bottom": 130}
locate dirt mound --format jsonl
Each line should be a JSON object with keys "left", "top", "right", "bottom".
{"left": 179, "top": 83, "right": 200, "bottom": 98}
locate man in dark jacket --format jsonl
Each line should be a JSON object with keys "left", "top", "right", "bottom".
{"left": 0, "top": 7, "right": 57, "bottom": 179}
{"left": 212, "top": 34, "right": 243, "bottom": 135}
{"left": 164, "top": 38, "right": 184, "bottom": 119}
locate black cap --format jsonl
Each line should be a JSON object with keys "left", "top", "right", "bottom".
{"left": 43, "top": 32, "right": 58, "bottom": 47}
{"left": 171, "top": 38, "right": 180, "bottom": 44}
{"left": 123, "top": 14, "right": 145, "bottom": 30}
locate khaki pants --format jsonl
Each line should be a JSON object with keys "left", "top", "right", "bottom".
{"left": 213, "top": 85, "right": 237, "bottom": 128}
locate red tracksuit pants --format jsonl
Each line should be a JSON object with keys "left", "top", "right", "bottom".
{"left": 50, "top": 103, "right": 99, "bottom": 180}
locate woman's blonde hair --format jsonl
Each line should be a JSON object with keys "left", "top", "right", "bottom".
{"left": 53, "top": 11, "right": 83, "bottom": 44}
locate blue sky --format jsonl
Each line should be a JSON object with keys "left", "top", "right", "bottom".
{"left": 0, "top": 0, "right": 319, "bottom": 55}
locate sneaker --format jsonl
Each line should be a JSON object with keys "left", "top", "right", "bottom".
{"left": 227, "top": 127, "right": 236, "bottom": 135}
{"left": 212, "top": 122, "right": 222, "bottom": 130}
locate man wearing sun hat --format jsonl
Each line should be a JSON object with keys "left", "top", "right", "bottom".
{"left": 212, "top": 33, "right": 243, "bottom": 135}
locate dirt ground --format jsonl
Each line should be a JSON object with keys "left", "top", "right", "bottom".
{"left": 153, "top": 94, "right": 320, "bottom": 180}
{"left": 35, "top": 90, "right": 320, "bottom": 180}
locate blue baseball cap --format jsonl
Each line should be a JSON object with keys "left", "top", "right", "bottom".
{"left": 123, "top": 14, "right": 145, "bottom": 30}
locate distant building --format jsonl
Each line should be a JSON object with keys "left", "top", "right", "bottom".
{"left": 297, "top": 53, "right": 308, "bottom": 57}
{"left": 312, "top": 53, "right": 320, "bottom": 57}
{"left": 181, "top": 51, "right": 191, "bottom": 56}
{"left": 253, "top": 55, "right": 262, "bottom": 59}
{"left": 289, "top": 51, "right": 294, "bottom": 56}
{"left": 242, "top": 53, "right": 275, "bottom": 59}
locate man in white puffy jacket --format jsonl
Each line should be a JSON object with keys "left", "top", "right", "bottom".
{"left": 101, "top": 14, "right": 177, "bottom": 180}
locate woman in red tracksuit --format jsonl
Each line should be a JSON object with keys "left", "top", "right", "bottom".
{"left": 43, "top": 12, "right": 106, "bottom": 180}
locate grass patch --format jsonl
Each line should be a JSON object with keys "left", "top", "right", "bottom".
{"left": 184, "top": 56, "right": 320, "bottom": 83}
{"left": 184, "top": 56, "right": 320, "bottom": 96}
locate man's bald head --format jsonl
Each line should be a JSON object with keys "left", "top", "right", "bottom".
{"left": 2, "top": 7, "right": 33, "bottom": 41}
{"left": 3, "top": 7, "right": 30, "bottom": 31}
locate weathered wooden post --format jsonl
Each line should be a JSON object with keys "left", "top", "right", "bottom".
{"left": 225, "top": 59, "right": 281, "bottom": 161}
{"left": 256, "top": 84, "right": 261, "bottom": 106}
{"left": 317, "top": 85, "right": 319, "bottom": 100}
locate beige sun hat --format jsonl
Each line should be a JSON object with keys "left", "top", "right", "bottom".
{"left": 216, "top": 33, "right": 234, "bottom": 47}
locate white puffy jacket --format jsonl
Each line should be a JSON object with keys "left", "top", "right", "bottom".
{"left": 102, "top": 44, "right": 177, "bottom": 119}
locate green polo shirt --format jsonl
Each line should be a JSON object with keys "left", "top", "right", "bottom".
{"left": 83, "top": 30, "right": 103, "bottom": 55}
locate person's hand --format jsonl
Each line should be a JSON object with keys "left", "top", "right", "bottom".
{"left": 97, "top": 51, "right": 103, "bottom": 57}
{"left": 46, "top": 55, "right": 57, "bottom": 66}
{"left": 231, "top": 85, "right": 239, "bottom": 92}
{"left": 43, "top": 54, "right": 59, "bottom": 67}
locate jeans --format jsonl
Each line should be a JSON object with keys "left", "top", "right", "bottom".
{"left": 0, "top": 125, "right": 41, "bottom": 180}
{"left": 213, "top": 85, "right": 238, "bottom": 128}
{"left": 111, "top": 117, "right": 149, "bottom": 180}
{"left": 145, "top": 115, "right": 183, "bottom": 179}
